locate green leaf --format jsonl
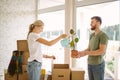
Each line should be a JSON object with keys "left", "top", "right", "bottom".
{"left": 74, "top": 38, "right": 79, "bottom": 43}
{"left": 69, "top": 40, "right": 75, "bottom": 48}
{"left": 70, "top": 29, "right": 74, "bottom": 34}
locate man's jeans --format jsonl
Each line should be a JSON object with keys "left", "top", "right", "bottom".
{"left": 88, "top": 61, "right": 105, "bottom": 80}
{"left": 27, "top": 61, "right": 42, "bottom": 80}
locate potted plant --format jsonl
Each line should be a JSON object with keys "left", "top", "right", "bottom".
{"left": 61, "top": 29, "right": 79, "bottom": 57}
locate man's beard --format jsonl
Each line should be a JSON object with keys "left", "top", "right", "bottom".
{"left": 91, "top": 27, "right": 96, "bottom": 30}
{"left": 91, "top": 24, "right": 96, "bottom": 30}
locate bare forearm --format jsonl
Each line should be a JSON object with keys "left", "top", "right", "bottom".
{"left": 49, "top": 36, "right": 62, "bottom": 45}
{"left": 85, "top": 49, "right": 105, "bottom": 56}
{"left": 43, "top": 54, "right": 56, "bottom": 59}
{"left": 78, "top": 49, "right": 104, "bottom": 57}
{"left": 78, "top": 48, "right": 90, "bottom": 57}
{"left": 43, "top": 55, "right": 51, "bottom": 58}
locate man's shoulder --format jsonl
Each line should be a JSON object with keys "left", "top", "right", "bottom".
{"left": 100, "top": 31, "right": 108, "bottom": 38}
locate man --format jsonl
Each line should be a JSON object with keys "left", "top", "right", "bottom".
{"left": 71, "top": 16, "right": 108, "bottom": 80}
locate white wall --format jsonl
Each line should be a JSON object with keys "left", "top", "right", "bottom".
{"left": 0, "top": 0, "right": 36, "bottom": 79}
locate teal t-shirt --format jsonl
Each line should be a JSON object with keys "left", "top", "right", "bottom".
{"left": 88, "top": 31, "right": 108, "bottom": 65}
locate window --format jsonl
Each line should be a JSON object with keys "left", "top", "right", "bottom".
{"left": 76, "top": 1, "right": 120, "bottom": 79}
{"left": 38, "top": 10, "right": 65, "bottom": 72}
{"left": 38, "top": 0, "right": 65, "bottom": 9}
{"left": 38, "top": 0, "right": 119, "bottom": 79}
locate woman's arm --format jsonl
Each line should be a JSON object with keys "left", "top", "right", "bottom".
{"left": 43, "top": 54, "right": 56, "bottom": 59}
{"left": 36, "top": 34, "right": 67, "bottom": 46}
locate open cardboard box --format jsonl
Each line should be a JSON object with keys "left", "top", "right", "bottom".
{"left": 52, "top": 64, "right": 70, "bottom": 80}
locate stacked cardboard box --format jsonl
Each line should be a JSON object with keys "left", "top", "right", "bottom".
{"left": 5, "top": 40, "right": 29, "bottom": 80}
{"left": 5, "top": 65, "right": 28, "bottom": 80}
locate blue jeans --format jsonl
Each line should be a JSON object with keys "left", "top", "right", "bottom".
{"left": 88, "top": 61, "right": 105, "bottom": 80}
{"left": 27, "top": 61, "right": 42, "bottom": 80}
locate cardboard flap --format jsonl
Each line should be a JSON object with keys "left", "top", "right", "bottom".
{"left": 53, "top": 64, "right": 69, "bottom": 69}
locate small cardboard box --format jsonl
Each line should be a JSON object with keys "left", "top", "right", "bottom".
{"left": 71, "top": 68, "right": 85, "bottom": 80}
{"left": 52, "top": 64, "right": 70, "bottom": 80}
{"left": 17, "top": 40, "right": 29, "bottom": 51}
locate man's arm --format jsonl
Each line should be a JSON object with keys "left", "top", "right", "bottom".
{"left": 79, "top": 43, "right": 107, "bottom": 57}
{"left": 71, "top": 43, "right": 90, "bottom": 58}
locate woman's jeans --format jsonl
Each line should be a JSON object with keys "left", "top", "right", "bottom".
{"left": 27, "top": 61, "right": 42, "bottom": 80}
{"left": 88, "top": 61, "right": 105, "bottom": 80}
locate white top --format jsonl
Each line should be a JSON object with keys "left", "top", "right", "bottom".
{"left": 27, "top": 32, "right": 43, "bottom": 63}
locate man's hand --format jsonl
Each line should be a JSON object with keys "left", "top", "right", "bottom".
{"left": 71, "top": 50, "right": 79, "bottom": 58}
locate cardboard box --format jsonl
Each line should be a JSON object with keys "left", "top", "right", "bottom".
{"left": 40, "top": 74, "right": 45, "bottom": 80}
{"left": 22, "top": 51, "right": 29, "bottom": 65}
{"left": 17, "top": 40, "right": 29, "bottom": 51}
{"left": 5, "top": 73, "right": 17, "bottom": 80}
{"left": 71, "top": 69, "right": 85, "bottom": 80}
{"left": 52, "top": 64, "right": 70, "bottom": 80}
{"left": 5, "top": 72, "right": 28, "bottom": 80}
{"left": 47, "top": 75, "right": 52, "bottom": 80}
{"left": 19, "top": 65, "right": 28, "bottom": 80}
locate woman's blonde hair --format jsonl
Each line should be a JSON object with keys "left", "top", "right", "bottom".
{"left": 27, "top": 20, "right": 44, "bottom": 39}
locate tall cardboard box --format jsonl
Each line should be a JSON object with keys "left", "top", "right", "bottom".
{"left": 19, "top": 65, "right": 28, "bottom": 80}
{"left": 52, "top": 64, "right": 70, "bottom": 80}
{"left": 17, "top": 40, "right": 29, "bottom": 65}
{"left": 17, "top": 40, "right": 29, "bottom": 52}
{"left": 22, "top": 51, "right": 29, "bottom": 65}
{"left": 71, "top": 68, "right": 85, "bottom": 80}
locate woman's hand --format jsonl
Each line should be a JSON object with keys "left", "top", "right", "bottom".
{"left": 60, "top": 34, "right": 67, "bottom": 38}
{"left": 50, "top": 55, "right": 56, "bottom": 59}
{"left": 43, "top": 55, "right": 56, "bottom": 59}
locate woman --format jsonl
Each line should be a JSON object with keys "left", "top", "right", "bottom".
{"left": 27, "top": 20, "right": 67, "bottom": 80}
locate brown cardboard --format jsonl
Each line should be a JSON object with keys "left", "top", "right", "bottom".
{"left": 47, "top": 75, "right": 52, "bottom": 80}
{"left": 52, "top": 64, "right": 70, "bottom": 80}
{"left": 22, "top": 65, "right": 27, "bottom": 73}
{"left": 19, "top": 65, "right": 28, "bottom": 80}
{"left": 71, "top": 69, "right": 85, "bottom": 80}
{"left": 53, "top": 64, "right": 69, "bottom": 69}
{"left": 22, "top": 51, "right": 29, "bottom": 65}
{"left": 5, "top": 72, "right": 28, "bottom": 80}
{"left": 17, "top": 40, "right": 29, "bottom": 51}
{"left": 5, "top": 73, "right": 17, "bottom": 80}
{"left": 40, "top": 74, "right": 45, "bottom": 80}
{"left": 19, "top": 72, "right": 28, "bottom": 80}
{"left": 5, "top": 64, "right": 28, "bottom": 80}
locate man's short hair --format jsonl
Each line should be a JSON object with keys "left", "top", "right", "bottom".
{"left": 91, "top": 16, "right": 102, "bottom": 24}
